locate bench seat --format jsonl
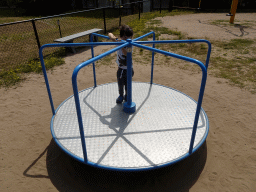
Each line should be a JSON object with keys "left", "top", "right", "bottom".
{"left": 54, "top": 28, "right": 103, "bottom": 53}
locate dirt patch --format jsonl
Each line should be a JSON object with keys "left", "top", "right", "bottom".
{"left": 156, "top": 13, "right": 256, "bottom": 41}
{"left": 0, "top": 13, "right": 256, "bottom": 192}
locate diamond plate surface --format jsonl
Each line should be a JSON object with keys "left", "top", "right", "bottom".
{"left": 52, "top": 82, "right": 208, "bottom": 169}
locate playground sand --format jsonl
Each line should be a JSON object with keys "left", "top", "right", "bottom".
{"left": 0, "top": 13, "right": 256, "bottom": 191}
{"left": 157, "top": 13, "right": 256, "bottom": 41}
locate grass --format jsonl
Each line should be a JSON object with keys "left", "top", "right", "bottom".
{"left": 1, "top": 9, "right": 256, "bottom": 94}
{"left": 209, "top": 50, "right": 256, "bottom": 93}
{"left": 0, "top": 14, "right": 106, "bottom": 87}
{"left": 0, "top": 48, "right": 65, "bottom": 87}
{"left": 95, "top": 53, "right": 115, "bottom": 68}
{"left": 0, "top": 9, "right": 195, "bottom": 88}
{"left": 129, "top": 16, "right": 256, "bottom": 94}
{"left": 127, "top": 10, "right": 192, "bottom": 39}
{"left": 107, "top": 9, "right": 194, "bottom": 39}
{"left": 218, "top": 39, "right": 254, "bottom": 50}
{"left": 0, "top": 8, "right": 33, "bottom": 24}
{"left": 0, "top": 8, "right": 123, "bottom": 24}
{"left": 210, "top": 19, "right": 230, "bottom": 25}
{"left": 210, "top": 19, "right": 255, "bottom": 27}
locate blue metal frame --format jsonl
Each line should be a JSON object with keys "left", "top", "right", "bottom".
{"left": 123, "top": 39, "right": 136, "bottom": 113}
{"left": 39, "top": 32, "right": 211, "bottom": 170}
{"left": 89, "top": 34, "right": 97, "bottom": 87}
{"left": 133, "top": 31, "right": 156, "bottom": 84}
{"left": 50, "top": 82, "right": 209, "bottom": 172}
{"left": 131, "top": 40, "right": 211, "bottom": 154}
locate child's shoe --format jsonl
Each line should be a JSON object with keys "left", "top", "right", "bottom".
{"left": 116, "top": 95, "right": 123, "bottom": 103}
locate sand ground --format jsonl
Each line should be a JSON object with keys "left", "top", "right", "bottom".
{"left": 0, "top": 13, "right": 256, "bottom": 191}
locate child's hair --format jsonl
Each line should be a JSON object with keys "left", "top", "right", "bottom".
{"left": 120, "top": 25, "right": 133, "bottom": 38}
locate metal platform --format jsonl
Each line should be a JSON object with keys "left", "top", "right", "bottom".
{"left": 51, "top": 82, "right": 209, "bottom": 170}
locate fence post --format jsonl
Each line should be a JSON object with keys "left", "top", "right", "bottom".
{"left": 57, "top": 19, "right": 62, "bottom": 38}
{"left": 131, "top": 1, "right": 134, "bottom": 14}
{"left": 31, "top": 19, "right": 41, "bottom": 50}
{"left": 151, "top": 0, "right": 153, "bottom": 12}
{"left": 160, "top": 0, "right": 162, "bottom": 13}
{"left": 90, "top": 34, "right": 97, "bottom": 87}
{"left": 119, "top": 0, "right": 121, "bottom": 26}
{"left": 169, "top": 0, "right": 173, "bottom": 12}
{"left": 139, "top": 2, "right": 141, "bottom": 20}
{"left": 103, "top": 8, "right": 106, "bottom": 34}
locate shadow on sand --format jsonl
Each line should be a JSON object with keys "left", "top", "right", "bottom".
{"left": 44, "top": 139, "right": 207, "bottom": 192}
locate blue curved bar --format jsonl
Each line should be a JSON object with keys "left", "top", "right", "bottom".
{"left": 89, "top": 34, "right": 97, "bottom": 87}
{"left": 133, "top": 31, "right": 155, "bottom": 41}
{"left": 131, "top": 41, "right": 206, "bottom": 70}
{"left": 151, "top": 34, "right": 155, "bottom": 84}
{"left": 39, "top": 41, "right": 125, "bottom": 116}
{"left": 40, "top": 42, "right": 124, "bottom": 49}
{"left": 39, "top": 47, "right": 55, "bottom": 115}
{"left": 39, "top": 35, "right": 211, "bottom": 168}
{"left": 123, "top": 39, "right": 136, "bottom": 113}
{"left": 135, "top": 39, "right": 211, "bottom": 69}
{"left": 131, "top": 41, "right": 208, "bottom": 154}
{"left": 132, "top": 31, "right": 156, "bottom": 84}
{"left": 91, "top": 32, "right": 110, "bottom": 40}
{"left": 72, "top": 42, "right": 129, "bottom": 162}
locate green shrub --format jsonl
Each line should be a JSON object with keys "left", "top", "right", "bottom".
{"left": 0, "top": 69, "right": 21, "bottom": 87}
{"left": 0, "top": 56, "right": 64, "bottom": 87}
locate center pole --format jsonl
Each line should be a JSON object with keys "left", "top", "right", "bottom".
{"left": 123, "top": 39, "right": 136, "bottom": 113}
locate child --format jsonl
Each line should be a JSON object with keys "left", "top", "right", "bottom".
{"left": 108, "top": 25, "right": 134, "bottom": 104}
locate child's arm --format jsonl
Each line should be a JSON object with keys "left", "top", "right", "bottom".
{"left": 108, "top": 33, "right": 128, "bottom": 56}
{"left": 108, "top": 33, "right": 118, "bottom": 42}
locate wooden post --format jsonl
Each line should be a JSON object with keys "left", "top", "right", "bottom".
{"left": 230, "top": 0, "right": 239, "bottom": 24}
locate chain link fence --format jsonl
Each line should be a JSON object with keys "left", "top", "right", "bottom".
{"left": 0, "top": 1, "right": 150, "bottom": 74}
{"left": 0, "top": 20, "right": 39, "bottom": 71}
{"left": 35, "top": 10, "right": 106, "bottom": 57}
{"left": 2, "top": 0, "right": 196, "bottom": 74}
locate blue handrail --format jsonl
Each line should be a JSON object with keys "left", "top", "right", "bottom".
{"left": 133, "top": 31, "right": 156, "bottom": 84}
{"left": 135, "top": 39, "right": 211, "bottom": 69}
{"left": 91, "top": 32, "right": 110, "bottom": 40}
{"left": 39, "top": 35, "right": 211, "bottom": 162}
{"left": 89, "top": 34, "right": 97, "bottom": 87}
{"left": 39, "top": 41, "right": 124, "bottom": 116}
{"left": 131, "top": 41, "right": 208, "bottom": 154}
{"left": 72, "top": 42, "right": 129, "bottom": 161}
